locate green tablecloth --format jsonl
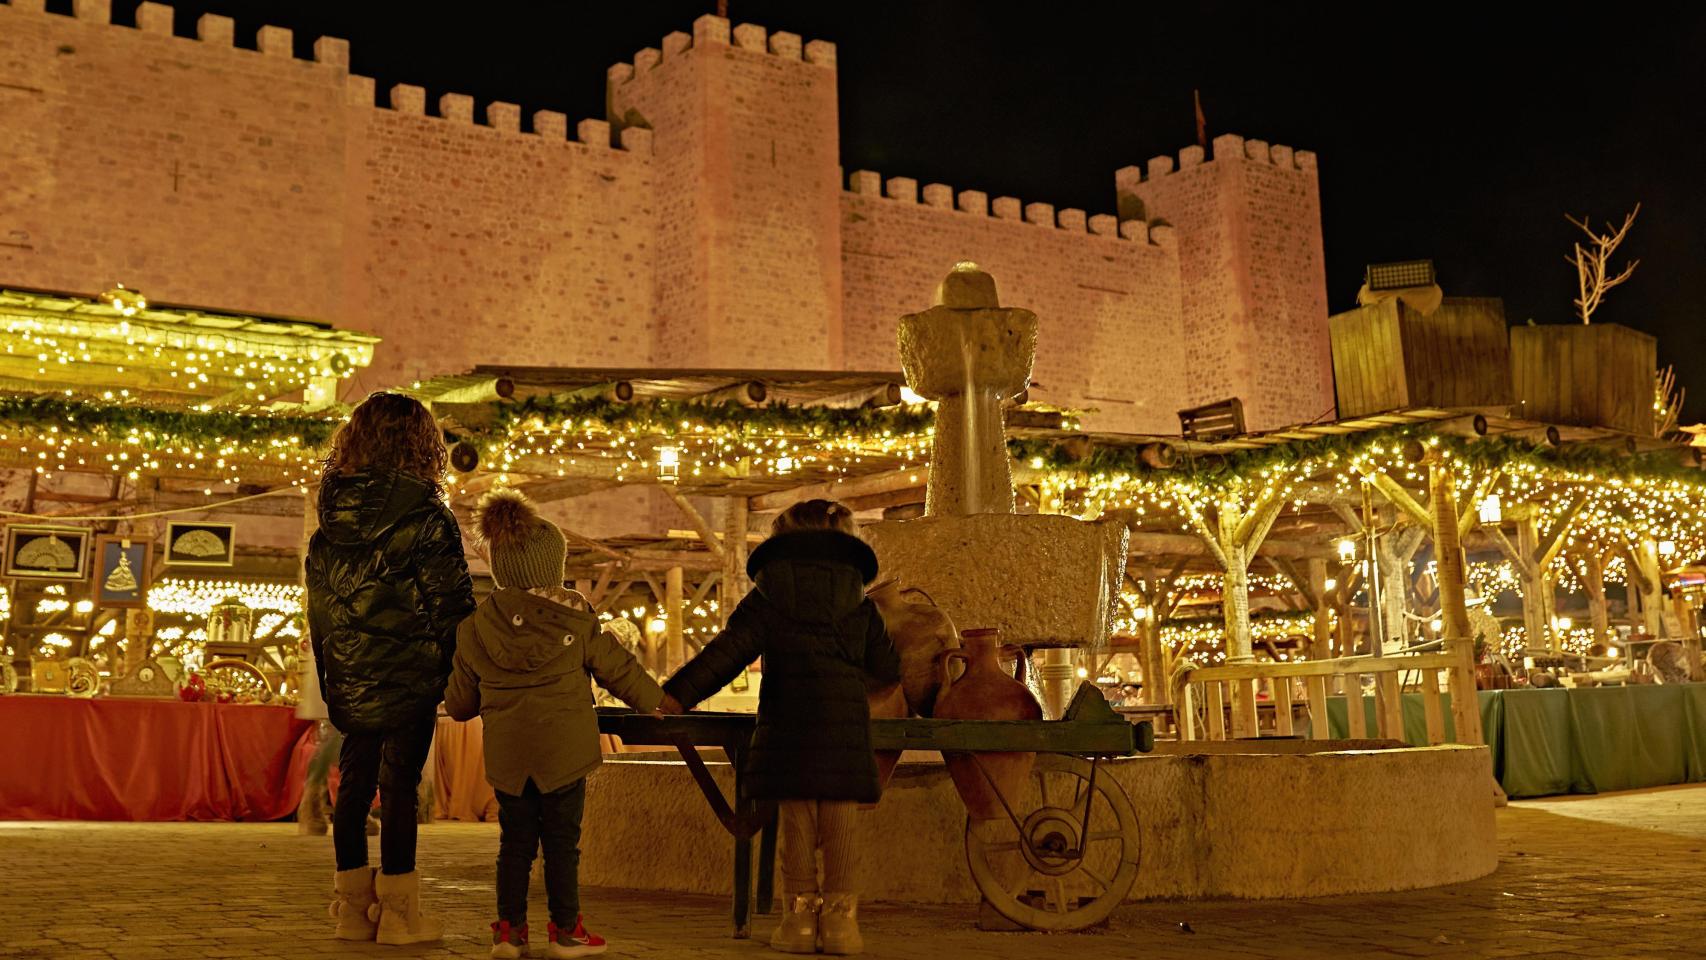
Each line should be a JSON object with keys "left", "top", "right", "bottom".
{"left": 1320, "top": 683, "right": 1706, "bottom": 798}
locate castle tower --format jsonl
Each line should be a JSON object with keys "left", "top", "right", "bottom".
{"left": 1116, "top": 134, "right": 1334, "bottom": 431}
{"left": 607, "top": 16, "right": 844, "bottom": 368}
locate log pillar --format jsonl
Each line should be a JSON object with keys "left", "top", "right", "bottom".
{"left": 1307, "top": 558, "right": 1333, "bottom": 662}
{"left": 666, "top": 565, "right": 685, "bottom": 672}
{"left": 1428, "top": 460, "right": 1484, "bottom": 747}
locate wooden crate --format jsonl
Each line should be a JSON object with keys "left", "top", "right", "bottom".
{"left": 1510, "top": 323, "right": 1655, "bottom": 435}
{"left": 1329, "top": 297, "right": 1511, "bottom": 417}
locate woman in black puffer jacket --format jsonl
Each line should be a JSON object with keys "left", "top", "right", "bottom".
{"left": 306, "top": 392, "right": 474, "bottom": 945}
{"left": 664, "top": 499, "right": 899, "bottom": 956}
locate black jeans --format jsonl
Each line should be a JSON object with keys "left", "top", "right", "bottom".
{"left": 496, "top": 777, "right": 586, "bottom": 928}
{"left": 333, "top": 714, "right": 436, "bottom": 874}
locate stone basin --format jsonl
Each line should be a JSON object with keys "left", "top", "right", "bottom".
{"left": 578, "top": 741, "right": 1497, "bottom": 902}
{"left": 864, "top": 512, "right": 1129, "bottom": 647}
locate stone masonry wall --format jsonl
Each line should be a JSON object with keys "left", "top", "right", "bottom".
{"left": 0, "top": 0, "right": 657, "bottom": 394}
{"left": 608, "top": 17, "right": 843, "bottom": 370}
{"left": 0, "top": 2, "right": 1332, "bottom": 445}
{"left": 1119, "top": 135, "right": 1334, "bottom": 431}
{"left": 841, "top": 176, "right": 1186, "bottom": 433}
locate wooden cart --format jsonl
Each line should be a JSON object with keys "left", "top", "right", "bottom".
{"left": 596, "top": 683, "right": 1154, "bottom": 936}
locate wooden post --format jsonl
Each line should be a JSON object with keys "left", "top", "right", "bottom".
{"left": 1428, "top": 460, "right": 1484, "bottom": 746}
{"left": 1140, "top": 616, "right": 1167, "bottom": 706}
{"left": 1516, "top": 517, "right": 1549, "bottom": 651}
{"left": 1584, "top": 552, "right": 1610, "bottom": 648}
{"left": 1374, "top": 672, "right": 1403, "bottom": 740}
{"left": 1632, "top": 539, "right": 1666, "bottom": 638}
{"left": 1420, "top": 669, "right": 1446, "bottom": 745}
{"left": 721, "top": 497, "right": 750, "bottom": 626}
{"left": 1307, "top": 558, "right": 1333, "bottom": 662}
{"left": 1305, "top": 674, "right": 1330, "bottom": 740}
{"left": 666, "top": 566, "right": 685, "bottom": 672}
{"left": 1273, "top": 678, "right": 1295, "bottom": 737}
{"left": 1342, "top": 673, "right": 1366, "bottom": 738}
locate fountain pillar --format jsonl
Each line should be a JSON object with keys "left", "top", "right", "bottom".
{"left": 898, "top": 262, "right": 1037, "bottom": 517}
{"left": 867, "top": 263, "right": 1129, "bottom": 715}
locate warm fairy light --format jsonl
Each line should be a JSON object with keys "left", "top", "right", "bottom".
{"left": 899, "top": 386, "right": 926, "bottom": 405}
{"left": 147, "top": 579, "right": 303, "bottom": 617}
{"left": 1337, "top": 539, "right": 1357, "bottom": 561}
{"left": 1607, "top": 646, "right": 1621, "bottom": 658}
{"left": 648, "top": 617, "right": 668, "bottom": 635}
{"left": 1, "top": 289, "right": 371, "bottom": 406}
{"left": 1323, "top": 578, "right": 1337, "bottom": 592}
{"left": 1553, "top": 616, "right": 1573, "bottom": 632}
{"left": 1659, "top": 539, "right": 1677, "bottom": 558}
{"left": 1477, "top": 494, "right": 1503, "bottom": 525}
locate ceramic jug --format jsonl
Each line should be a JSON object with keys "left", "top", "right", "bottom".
{"left": 932, "top": 627, "right": 1042, "bottom": 820}
{"left": 868, "top": 578, "right": 961, "bottom": 717}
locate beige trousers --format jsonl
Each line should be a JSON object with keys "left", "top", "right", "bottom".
{"left": 778, "top": 799, "right": 861, "bottom": 896}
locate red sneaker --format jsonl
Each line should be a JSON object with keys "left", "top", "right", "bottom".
{"left": 546, "top": 917, "right": 607, "bottom": 958}
{"left": 489, "top": 920, "right": 527, "bottom": 960}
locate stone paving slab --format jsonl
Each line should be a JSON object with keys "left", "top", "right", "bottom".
{"left": 4, "top": 786, "right": 1706, "bottom": 959}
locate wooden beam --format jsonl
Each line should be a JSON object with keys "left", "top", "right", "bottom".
{"left": 1125, "top": 530, "right": 1335, "bottom": 561}
{"left": 1535, "top": 493, "right": 1588, "bottom": 571}
{"left": 749, "top": 468, "right": 922, "bottom": 513}
{"left": 663, "top": 487, "right": 725, "bottom": 561}
{"left": 1365, "top": 471, "right": 1433, "bottom": 529}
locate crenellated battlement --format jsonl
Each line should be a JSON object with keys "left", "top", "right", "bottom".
{"left": 843, "top": 169, "right": 1169, "bottom": 248}
{"left": 1, "top": 0, "right": 643, "bottom": 155}
{"left": 1117, "top": 132, "right": 1318, "bottom": 186}
{"left": 606, "top": 13, "right": 836, "bottom": 91}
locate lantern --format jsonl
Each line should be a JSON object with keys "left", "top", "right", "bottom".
{"left": 207, "top": 595, "right": 254, "bottom": 651}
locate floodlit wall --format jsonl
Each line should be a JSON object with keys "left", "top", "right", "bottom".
{"left": 0, "top": 2, "right": 1332, "bottom": 436}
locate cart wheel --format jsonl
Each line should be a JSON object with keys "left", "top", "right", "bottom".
{"left": 963, "top": 754, "right": 1140, "bottom": 931}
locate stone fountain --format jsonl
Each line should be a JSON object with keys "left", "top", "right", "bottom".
{"left": 864, "top": 263, "right": 1129, "bottom": 717}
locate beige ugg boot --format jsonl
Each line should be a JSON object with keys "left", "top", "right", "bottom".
{"left": 818, "top": 893, "right": 862, "bottom": 955}
{"left": 768, "top": 892, "right": 820, "bottom": 954}
{"left": 368, "top": 871, "right": 443, "bottom": 945}
{"left": 329, "top": 868, "right": 377, "bottom": 941}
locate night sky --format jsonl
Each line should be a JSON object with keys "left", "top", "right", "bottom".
{"left": 90, "top": 1, "right": 1706, "bottom": 417}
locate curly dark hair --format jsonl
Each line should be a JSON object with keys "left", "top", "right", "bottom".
{"left": 320, "top": 392, "right": 447, "bottom": 491}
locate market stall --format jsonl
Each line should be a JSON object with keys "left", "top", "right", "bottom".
{"left": 0, "top": 285, "right": 375, "bottom": 821}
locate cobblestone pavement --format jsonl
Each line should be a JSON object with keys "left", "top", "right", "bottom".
{"left": 4, "top": 785, "right": 1706, "bottom": 960}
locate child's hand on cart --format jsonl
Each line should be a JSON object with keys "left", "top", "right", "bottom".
{"left": 653, "top": 693, "right": 685, "bottom": 716}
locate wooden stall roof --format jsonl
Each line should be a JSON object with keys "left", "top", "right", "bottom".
{"left": 0, "top": 285, "right": 378, "bottom": 407}
{"left": 411, "top": 366, "right": 910, "bottom": 408}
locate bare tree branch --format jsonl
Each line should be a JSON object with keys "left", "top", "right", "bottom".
{"left": 1566, "top": 203, "right": 1641, "bottom": 323}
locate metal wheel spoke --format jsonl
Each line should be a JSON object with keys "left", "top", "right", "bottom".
{"left": 1086, "top": 829, "right": 1124, "bottom": 844}
{"left": 1035, "top": 769, "right": 1051, "bottom": 807}
{"left": 981, "top": 840, "right": 1024, "bottom": 854}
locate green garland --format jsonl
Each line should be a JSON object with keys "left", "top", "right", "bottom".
{"left": 481, "top": 394, "right": 935, "bottom": 441}
{"left": 0, "top": 395, "right": 340, "bottom": 450}
{"left": 1009, "top": 425, "right": 1706, "bottom": 489}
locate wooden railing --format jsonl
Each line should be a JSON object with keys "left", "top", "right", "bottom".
{"left": 1172, "top": 652, "right": 1472, "bottom": 744}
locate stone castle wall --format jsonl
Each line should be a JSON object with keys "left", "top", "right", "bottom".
{"left": 0, "top": 1, "right": 1333, "bottom": 437}
{"left": 1119, "top": 136, "right": 1334, "bottom": 430}
{"left": 0, "top": 0, "right": 657, "bottom": 394}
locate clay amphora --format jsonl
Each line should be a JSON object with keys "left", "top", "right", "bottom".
{"left": 932, "top": 627, "right": 1042, "bottom": 820}
{"left": 867, "top": 680, "right": 908, "bottom": 793}
{"left": 867, "top": 578, "right": 961, "bottom": 717}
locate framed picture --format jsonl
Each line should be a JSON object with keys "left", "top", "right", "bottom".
{"left": 3, "top": 524, "right": 90, "bottom": 580}
{"left": 94, "top": 536, "right": 152, "bottom": 607}
{"left": 164, "top": 521, "right": 236, "bottom": 567}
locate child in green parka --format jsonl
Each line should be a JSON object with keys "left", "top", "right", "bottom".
{"left": 444, "top": 489, "right": 680, "bottom": 959}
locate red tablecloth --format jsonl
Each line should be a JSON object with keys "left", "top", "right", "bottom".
{"left": 0, "top": 696, "right": 316, "bottom": 821}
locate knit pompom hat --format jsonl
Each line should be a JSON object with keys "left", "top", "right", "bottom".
{"left": 474, "top": 488, "right": 567, "bottom": 590}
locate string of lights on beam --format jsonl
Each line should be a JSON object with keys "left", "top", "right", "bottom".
{"left": 1, "top": 286, "right": 373, "bottom": 406}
